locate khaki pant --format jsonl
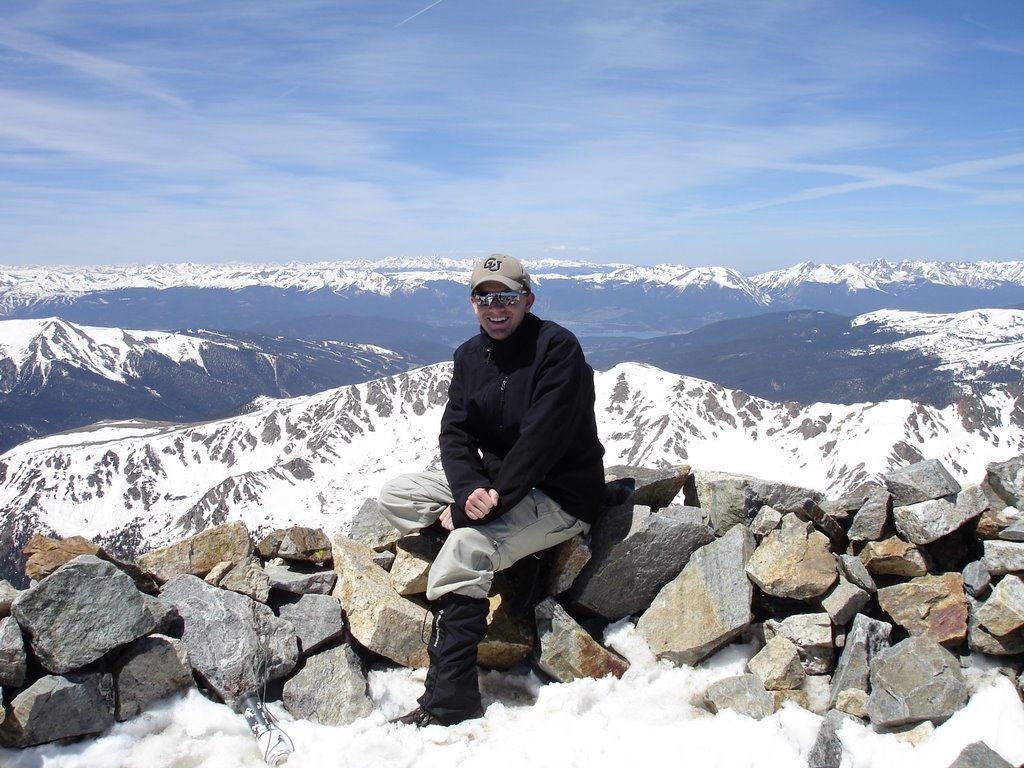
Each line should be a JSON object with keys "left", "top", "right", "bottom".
{"left": 378, "top": 469, "right": 588, "bottom": 601}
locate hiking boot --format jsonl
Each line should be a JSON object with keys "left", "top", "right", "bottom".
{"left": 391, "top": 705, "right": 484, "bottom": 728}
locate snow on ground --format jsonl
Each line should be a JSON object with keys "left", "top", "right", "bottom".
{"left": 1, "top": 623, "right": 1021, "bottom": 768}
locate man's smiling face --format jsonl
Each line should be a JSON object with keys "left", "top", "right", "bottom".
{"left": 471, "top": 280, "right": 535, "bottom": 341}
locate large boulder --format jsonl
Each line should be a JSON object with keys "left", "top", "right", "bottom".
{"left": 876, "top": 573, "right": 968, "bottom": 645}
{"left": 866, "top": 636, "right": 968, "bottom": 727}
{"left": 567, "top": 504, "right": 715, "bottom": 620}
{"left": 975, "top": 574, "right": 1024, "bottom": 637}
{"left": 690, "top": 470, "right": 825, "bottom": 534}
{"left": 745, "top": 515, "right": 837, "bottom": 600}
{"left": 12, "top": 555, "right": 157, "bottom": 674}
{"left": 159, "top": 574, "right": 298, "bottom": 707}
{"left": 982, "top": 455, "right": 1024, "bottom": 509}
{"left": 636, "top": 525, "right": 755, "bottom": 666}
{"left": 137, "top": 520, "right": 252, "bottom": 583}
{"left": 112, "top": 634, "right": 194, "bottom": 721}
{"left": 331, "top": 534, "right": 429, "bottom": 668}
{"left": 275, "top": 593, "right": 346, "bottom": 657}
{"left": 847, "top": 489, "right": 892, "bottom": 542}
{"left": 0, "top": 673, "right": 114, "bottom": 748}
{"left": 883, "top": 459, "right": 962, "bottom": 506}
{"left": 893, "top": 491, "right": 986, "bottom": 546}
{"left": 282, "top": 642, "right": 373, "bottom": 726}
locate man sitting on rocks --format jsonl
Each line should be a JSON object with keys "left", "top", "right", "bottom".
{"left": 378, "top": 253, "right": 606, "bottom": 727}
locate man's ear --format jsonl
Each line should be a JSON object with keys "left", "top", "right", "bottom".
{"left": 524, "top": 292, "right": 536, "bottom": 311}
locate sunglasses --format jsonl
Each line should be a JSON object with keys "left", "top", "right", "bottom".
{"left": 473, "top": 290, "right": 526, "bottom": 306}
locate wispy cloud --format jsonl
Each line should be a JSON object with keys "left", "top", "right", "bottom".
{"left": 0, "top": 0, "right": 1021, "bottom": 268}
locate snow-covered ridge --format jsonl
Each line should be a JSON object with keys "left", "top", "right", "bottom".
{"left": 3, "top": 258, "right": 1022, "bottom": 307}
{"left": 2, "top": 361, "right": 1021, "bottom": 556}
{"left": 752, "top": 259, "right": 1024, "bottom": 293}
{"left": 0, "top": 317, "right": 402, "bottom": 393}
{"left": 852, "top": 308, "right": 1024, "bottom": 375}
{"left": 0, "top": 318, "right": 211, "bottom": 386}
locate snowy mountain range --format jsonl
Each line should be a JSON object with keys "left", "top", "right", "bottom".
{"left": 3, "top": 258, "right": 1023, "bottom": 337}
{"left": 2, "top": 361, "right": 1022, "bottom": 585}
{"left": 2, "top": 257, "right": 1023, "bottom": 584}
{"left": 0, "top": 318, "right": 415, "bottom": 453}
{"left": 3, "top": 304, "right": 1022, "bottom": 455}
{"left": 589, "top": 307, "right": 1024, "bottom": 406}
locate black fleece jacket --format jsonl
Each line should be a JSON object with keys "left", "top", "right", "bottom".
{"left": 440, "top": 313, "right": 606, "bottom": 529}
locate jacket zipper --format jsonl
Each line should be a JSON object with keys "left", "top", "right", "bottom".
{"left": 499, "top": 376, "right": 508, "bottom": 432}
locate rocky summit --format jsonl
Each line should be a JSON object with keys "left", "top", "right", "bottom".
{"left": 1, "top": 456, "right": 1023, "bottom": 768}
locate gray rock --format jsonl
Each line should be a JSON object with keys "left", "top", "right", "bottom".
{"left": 764, "top": 613, "right": 834, "bottom": 675}
{"left": 821, "top": 576, "right": 871, "bottom": 627}
{"left": 945, "top": 741, "right": 1014, "bottom": 768}
{"left": 276, "top": 593, "right": 346, "bottom": 657}
{"left": 837, "top": 554, "right": 876, "bottom": 593}
{"left": 265, "top": 562, "right": 338, "bottom": 595}
{"left": 113, "top": 634, "right": 194, "bottom": 721}
{"left": 829, "top": 614, "right": 892, "bottom": 709}
{"left": 568, "top": 504, "right": 715, "bottom": 620}
{"left": 883, "top": 459, "right": 962, "bottom": 506}
{"left": 159, "top": 574, "right": 298, "bottom": 707}
{"left": 1000, "top": 516, "right": 1024, "bottom": 542}
{"left": 967, "top": 596, "right": 1024, "bottom": 655}
{"left": 256, "top": 526, "right": 333, "bottom": 564}
{"left": 0, "top": 616, "right": 27, "bottom": 687}
{"left": 866, "top": 636, "right": 968, "bottom": 727}
{"left": 282, "top": 642, "right": 373, "bottom": 726}
{"left": 12, "top": 555, "right": 157, "bottom": 674}
{"left": 636, "top": 525, "right": 754, "bottom": 666}
{"left": 0, "top": 673, "right": 114, "bottom": 747}
{"left": 982, "top": 455, "right": 1024, "bottom": 509}
{"left": 533, "top": 598, "right": 628, "bottom": 683}
{"left": 745, "top": 516, "right": 837, "bottom": 600}
{"left": 750, "top": 504, "right": 783, "bottom": 537}
{"left": 982, "top": 540, "right": 1024, "bottom": 575}
{"left": 604, "top": 464, "right": 691, "bottom": 510}
{"left": 975, "top": 574, "right": 1024, "bottom": 637}
{"left": 962, "top": 561, "right": 992, "bottom": 598}
{"left": 347, "top": 498, "right": 401, "bottom": 552}
{"left": 704, "top": 674, "right": 773, "bottom": 720}
{"left": 0, "top": 580, "right": 19, "bottom": 617}
{"left": 143, "top": 594, "right": 181, "bottom": 633}
{"left": 690, "top": 470, "right": 825, "bottom": 534}
{"left": 893, "top": 496, "right": 984, "bottom": 545}
{"left": 808, "top": 709, "right": 856, "bottom": 768}
{"left": 847, "top": 489, "right": 892, "bottom": 542}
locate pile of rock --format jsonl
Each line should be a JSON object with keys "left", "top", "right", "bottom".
{"left": 1, "top": 455, "right": 1023, "bottom": 768}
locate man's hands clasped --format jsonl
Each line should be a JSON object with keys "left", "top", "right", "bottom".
{"left": 439, "top": 487, "right": 499, "bottom": 531}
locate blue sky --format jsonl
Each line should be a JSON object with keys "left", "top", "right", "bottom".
{"left": 1, "top": 0, "right": 1022, "bottom": 272}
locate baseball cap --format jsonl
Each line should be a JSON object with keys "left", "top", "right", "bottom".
{"left": 469, "top": 254, "right": 531, "bottom": 293}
